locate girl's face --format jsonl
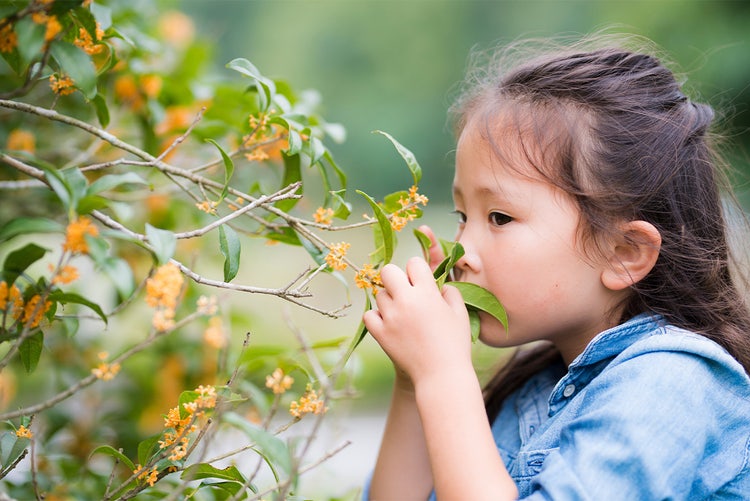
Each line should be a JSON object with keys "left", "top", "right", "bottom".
{"left": 452, "top": 122, "right": 626, "bottom": 363}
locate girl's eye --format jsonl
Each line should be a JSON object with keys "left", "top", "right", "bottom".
{"left": 489, "top": 212, "right": 512, "bottom": 226}
{"left": 453, "top": 210, "right": 466, "bottom": 224}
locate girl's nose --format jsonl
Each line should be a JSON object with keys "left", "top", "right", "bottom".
{"left": 454, "top": 234, "right": 480, "bottom": 278}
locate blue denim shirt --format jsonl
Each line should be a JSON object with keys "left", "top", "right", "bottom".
{"left": 364, "top": 314, "right": 750, "bottom": 499}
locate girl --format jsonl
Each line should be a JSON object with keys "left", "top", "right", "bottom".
{"left": 362, "top": 35, "right": 750, "bottom": 500}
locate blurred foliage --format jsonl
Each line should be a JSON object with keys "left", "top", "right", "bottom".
{"left": 177, "top": 0, "right": 750, "bottom": 205}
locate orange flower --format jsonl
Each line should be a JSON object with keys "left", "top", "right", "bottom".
{"left": 49, "top": 74, "right": 76, "bottom": 96}
{"left": 113, "top": 74, "right": 143, "bottom": 110}
{"left": 44, "top": 16, "right": 62, "bottom": 42}
{"left": 265, "top": 368, "right": 294, "bottom": 395}
{"left": 140, "top": 74, "right": 163, "bottom": 99}
{"left": 145, "top": 262, "right": 183, "bottom": 311}
{"left": 134, "top": 465, "right": 158, "bottom": 487}
{"left": 157, "top": 10, "right": 195, "bottom": 48}
{"left": 325, "top": 242, "right": 351, "bottom": 271}
{"left": 0, "top": 24, "right": 17, "bottom": 53}
{"left": 21, "top": 295, "right": 52, "bottom": 328}
{"left": 202, "top": 316, "right": 226, "bottom": 349}
{"left": 6, "top": 129, "right": 35, "bottom": 153}
{"left": 73, "top": 24, "right": 104, "bottom": 55}
{"left": 62, "top": 217, "right": 99, "bottom": 254}
{"left": 313, "top": 207, "right": 334, "bottom": 225}
{"left": 289, "top": 384, "right": 327, "bottom": 419}
{"left": 51, "top": 264, "right": 79, "bottom": 285}
{"left": 355, "top": 264, "right": 383, "bottom": 294}
{"left": 15, "top": 425, "right": 32, "bottom": 439}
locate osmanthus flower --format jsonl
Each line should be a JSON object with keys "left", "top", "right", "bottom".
{"left": 51, "top": 264, "right": 79, "bottom": 285}
{"left": 325, "top": 242, "right": 351, "bottom": 271}
{"left": 145, "top": 263, "right": 184, "bottom": 331}
{"left": 196, "top": 295, "right": 218, "bottom": 316}
{"left": 390, "top": 185, "right": 429, "bottom": 232}
{"left": 289, "top": 384, "right": 327, "bottom": 419}
{"left": 62, "top": 216, "right": 99, "bottom": 254}
{"left": 15, "top": 425, "right": 32, "bottom": 439}
{"left": 0, "top": 282, "right": 24, "bottom": 320}
{"left": 355, "top": 264, "right": 383, "bottom": 295}
{"left": 5, "top": 129, "right": 35, "bottom": 154}
{"left": 203, "top": 316, "right": 226, "bottom": 349}
{"left": 133, "top": 464, "right": 158, "bottom": 487}
{"left": 21, "top": 295, "right": 52, "bottom": 329}
{"left": 0, "top": 23, "right": 17, "bottom": 53}
{"left": 49, "top": 73, "right": 76, "bottom": 96}
{"left": 91, "top": 352, "right": 121, "bottom": 381}
{"left": 73, "top": 23, "right": 105, "bottom": 55}
{"left": 313, "top": 207, "right": 334, "bottom": 225}
{"left": 265, "top": 368, "right": 294, "bottom": 395}
{"left": 42, "top": 15, "right": 61, "bottom": 43}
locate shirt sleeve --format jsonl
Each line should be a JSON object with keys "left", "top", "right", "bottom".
{"left": 522, "top": 349, "right": 750, "bottom": 500}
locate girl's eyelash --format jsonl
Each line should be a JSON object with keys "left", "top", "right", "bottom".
{"left": 489, "top": 211, "right": 512, "bottom": 226}
{"left": 452, "top": 210, "right": 466, "bottom": 223}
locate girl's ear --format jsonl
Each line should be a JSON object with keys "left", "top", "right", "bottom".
{"left": 601, "top": 220, "right": 662, "bottom": 291}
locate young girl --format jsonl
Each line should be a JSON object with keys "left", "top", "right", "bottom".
{"left": 361, "top": 35, "right": 750, "bottom": 500}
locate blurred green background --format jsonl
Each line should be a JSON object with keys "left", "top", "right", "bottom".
{"left": 175, "top": 0, "right": 750, "bottom": 206}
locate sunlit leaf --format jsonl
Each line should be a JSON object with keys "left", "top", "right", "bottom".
{"left": 357, "top": 190, "right": 394, "bottom": 266}
{"left": 373, "top": 130, "right": 422, "bottom": 185}
{"left": 137, "top": 434, "right": 161, "bottom": 467}
{"left": 182, "top": 463, "right": 246, "bottom": 483}
{"left": 223, "top": 412, "right": 292, "bottom": 479}
{"left": 450, "top": 281, "right": 508, "bottom": 332}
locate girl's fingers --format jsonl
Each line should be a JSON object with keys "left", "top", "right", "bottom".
{"left": 406, "top": 256, "right": 437, "bottom": 287}
{"left": 417, "top": 225, "right": 446, "bottom": 272}
{"left": 379, "top": 263, "right": 410, "bottom": 294}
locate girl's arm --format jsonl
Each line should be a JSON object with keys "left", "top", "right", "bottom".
{"left": 368, "top": 373, "right": 434, "bottom": 500}
{"left": 364, "top": 257, "right": 518, "bottom": 500}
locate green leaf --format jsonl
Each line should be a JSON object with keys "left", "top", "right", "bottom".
{"left": 101, "top": 257, "right": 135, "bottom": 299}
{"left": 0, "top": 431, "right": 30, "bottom": 471}
{"left": 49, "top": 40, "right": 97, "bottom": 99}
{"left": 182, "top": 463, "right": 246, "bottom": 483}
{"left": 468, "top": 309, "right": 481, "bottom": 343}
{"left": 47, "top": 291, "right": 107, "bottom": 324}
{"left": 2, "top": 243, "right": 48, "bottom": 287}
{"left": 87, "top": 172, "right": 149, "bottom": 196}
{"left": 145, "top": 224, "right": 176, "bottom": 265}
{"left": 330, "top": 189, "right": 351, "bottom": 220}
{"left": 413, "top": 228, "right": 432, "bottom": 258}
{"left": 0, "top": 218, "right": 63, "bottom": 244}
{"left": 357, "top": 190, "right": 394, "bottom": 266}
{"left": 43, "top": 166, "right": 73, "bottom": 209}
{"left": 432, "top": 242, "right": 464, "bottom": 289}
{"left": 64, "top": 168, "right": 90, "bottom": 213}
{"left": 92, "top": 93, "right": 110, "bottom": 127}
{"left": 373, "top": 130, "right": 422, "bottom": 185}
{"left": 450, "top": 281, "right": 508, "bottom": 332}
{"left": 75, "top": 195, "right": 109, "bottom": 214}
{"left": 223, "top": 412, "right": 292, "bottom": 478}
{"left": 226, "top": 58, "right": 275, "bottom": 112}
{"left": 342, "top": 294, "right": 371, "bottom": 364}
{"left": 178, "top": 390, "right": 200, "bottom": 420}
{"left": 90, "top": 445, "right": 136, "bottom": 471}
{"left": 137, "top": 434, "right": 162, "bottom": 467}
{"left": 205, "top": 139, "right": 234, "bottom": 204}
{"left": 219, "top": 225, "right": 241, "bottom": 283}
{"left": 19, "top": 331, "right": 44, "bottom": 373}
{"left": 275, "top": 153, "right": 301, "bottom": 212}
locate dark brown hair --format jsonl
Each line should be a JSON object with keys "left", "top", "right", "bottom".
{"left": 449, "top": 35, "right": 750, "bottom": 421}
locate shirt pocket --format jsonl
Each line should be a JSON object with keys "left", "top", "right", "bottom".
{"left": 510, "top": 447, "right": 557, "bottom": 496}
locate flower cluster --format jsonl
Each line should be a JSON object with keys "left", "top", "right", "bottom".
{"left": 0, "top": 281, "right": 52, "bottom": 329}
{"left": 289, "top": 384, "right": 327, "bottom": 419}
{"left": 354, "top": 263, "right": 383, "bottom": 295}
{"left": 0, "top": 23, "right": 17, "bottom": 53}
{"left": 62, "top": 217, "right": 99, "bottom": 254}
{"left": 158, "top": 385, "right": 217, "bottom": 462}
{"left": 313, "top": 207, "right": 334, "bottom": 225}
{"left": 49, "top": 74, "right": 76, "bottom": 96}
{"left": 15, "top": 425, "right": 32, "bottom": 439}
{"left": 73, "top": 23, "right": 105, "bottom": 55}
{"left": 5, "top": 129, "right": 35, "bottom": 153}
{"left": 91, "top": 352, "right": 121, "bottom": 381}
{"left": 265, "top": 368, "right": 294, "bottom": 395}
{"left": 133, "top": 464, "right": 158, "bottom": 487}
{"left": 202, "top": 316, "right": 226, "bottom": 349}
{"left": 390, "top": 185, "right": 429, "bottom": 231}
{"left": 145, "top": 262, "right": 184, "bottom": 331}
{"left": 50, "top": 264, "right": 79, "bottom": 285}
{"left": 242, "top": 110, "right": 288, "bottom": 162}
{"left": 325, "top": 242, "right": 351, "bottom": 271}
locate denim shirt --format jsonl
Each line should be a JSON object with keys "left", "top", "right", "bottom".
{"left": 494, "top": 313, "right": 750, "bottom": 499}
{"left": 364, "top": 314, "right": 750, "bottom": 500}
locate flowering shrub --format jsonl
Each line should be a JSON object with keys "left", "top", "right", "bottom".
{"left": 0, "top": 1, "right": 433, "bottom": 499}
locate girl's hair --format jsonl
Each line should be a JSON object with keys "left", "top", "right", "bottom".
{"left": 448, "top": 34, "right": 750, "bottom": 421}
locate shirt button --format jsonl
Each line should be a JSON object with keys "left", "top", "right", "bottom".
{"left": 563, "top": 384, "right": 576, "bottom": 398}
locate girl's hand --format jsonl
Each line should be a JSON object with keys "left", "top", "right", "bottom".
{"left": 363, "top": 256, "right": 473, "bottom": 386}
